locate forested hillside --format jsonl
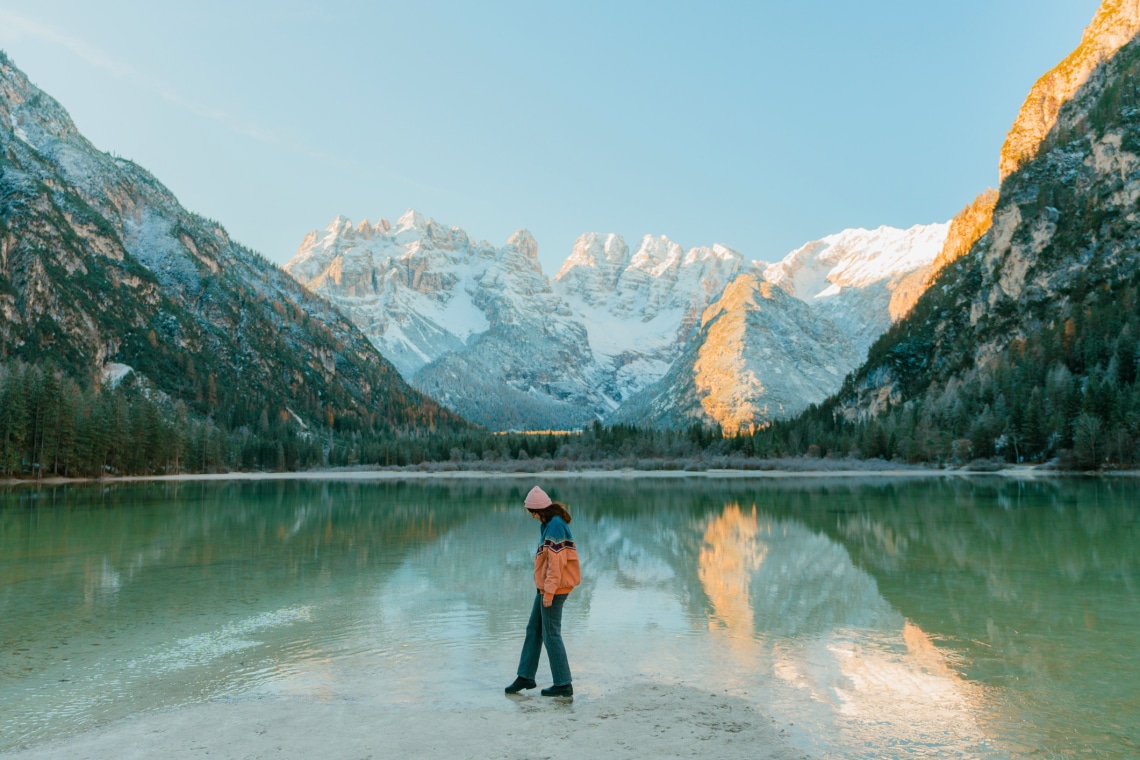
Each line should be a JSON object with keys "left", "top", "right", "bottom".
{"left": 0, "top": 52, "right": 466, "bottom": 475}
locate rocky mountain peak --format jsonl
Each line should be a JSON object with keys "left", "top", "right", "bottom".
{"left": 297, "top": 229, "right": 319, "bottom": 253}
{"left": 507, "top": 229, "right": 538, "bottom": 260}
{"left": 555, "top": 233, "right": 630, "bottom": 282}
{"left": 326, "top": 215, "right": 352, "bottom": 235}
{"left": 999, "top": 0, "right": 1140, "bottom": 180}
{"left": 693, "top": 243, "right": 741, "bottom": 265}
{"left": 699, "top": 271, "right": 767, "bottom": 328}
{"left": 0, "top": 54, "right": 79, "bottom": 148}
{"left": 396, "top": 208, "right": 427, "bottom": 232}
{"left": 630, "top": 234, "right": 685, "bottom": 274}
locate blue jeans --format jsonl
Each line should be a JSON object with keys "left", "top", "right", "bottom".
{"left": 516, "top": 590, "right": 571, "bottom": 686}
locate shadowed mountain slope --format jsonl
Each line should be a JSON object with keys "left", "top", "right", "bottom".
{"left": 0, "top": 52, "right": 463, "bottom": 439}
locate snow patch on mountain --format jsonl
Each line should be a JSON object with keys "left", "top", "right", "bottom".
{"left": 554, "top": 232, "right": 743, "bottom": 402}
{"left": 761, "top": 223, "right": 950, "bottom": 355}
{"left": 9, "top": 112, "right": 33, "bottom": 148}
{"left": 100, "top": 363, "right": 134, "bottom": 388}
{"left": 764, "top": 224, "right": 950, "bottom": 301}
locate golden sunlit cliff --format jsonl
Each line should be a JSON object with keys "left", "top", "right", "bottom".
{"left": 999, "top": 0, "right": 1140, "bottom": 180}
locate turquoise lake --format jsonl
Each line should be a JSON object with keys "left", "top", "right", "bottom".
{"left": 1, "top": 476, "right": 1137, "bottom": 758}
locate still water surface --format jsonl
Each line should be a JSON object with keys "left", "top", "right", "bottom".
{"left": 1, "top": 477, "right": 1137, "bottom": 757}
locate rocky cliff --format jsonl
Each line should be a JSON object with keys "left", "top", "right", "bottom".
{"left": 1000, "top": 0, "right": 1140, "bottom": 180}
{"left": 837, "top": 0, "right": 1140, "bottom": 457}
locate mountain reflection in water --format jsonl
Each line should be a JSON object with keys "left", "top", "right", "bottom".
{"left": 1, "top": 478, "right": 1136, "bottom": 758}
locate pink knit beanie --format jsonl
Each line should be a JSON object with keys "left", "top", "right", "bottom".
{"left": 524, "top": 486, "right": 553, "bottom": 511}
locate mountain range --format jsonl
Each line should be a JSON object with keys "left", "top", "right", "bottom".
{"left": 4, "top": 0, "right": 1135, "bottom": 460}
{"left": 287, "top": 213, "right": 948, "bottom": 431}
{"left": 287, "top": 0, "right": 1140, "bottom": 441}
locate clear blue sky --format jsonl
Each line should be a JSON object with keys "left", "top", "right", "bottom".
{"left": 0, "top": 0, "right": 1102, "bottom": 271}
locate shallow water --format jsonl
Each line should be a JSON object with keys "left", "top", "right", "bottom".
{"left": 1, "top": 477, "right": 1136, "bottom": 757}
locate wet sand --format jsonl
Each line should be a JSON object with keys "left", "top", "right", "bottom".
{"left": 4, "top": 684, "right": 808, "bottom": 760}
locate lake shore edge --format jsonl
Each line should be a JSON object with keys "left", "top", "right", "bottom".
{"left": 1, "top": 462, "right": 1118, "bottom": 486}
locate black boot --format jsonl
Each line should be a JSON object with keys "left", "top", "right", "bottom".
{"left": 505, "top": 676, "right": 536, "bottom": 694}
{"left": 541, "top": 683, "right": 573, "bottom": 697}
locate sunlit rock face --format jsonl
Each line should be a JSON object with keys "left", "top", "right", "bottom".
{"left": 843, "top": 0, "right": 1140, "bottom": 422}
{"left": 696, "top": 276, "right": 859, "bottom": 434}
{"left": 609, "top": 225, "right": 946, "bottom": 433}
{"left": 999, "top": 0, "right": 1140, "bottom": 180}
{"left": 890, "top": 190, "right": 999, "bottom": 321}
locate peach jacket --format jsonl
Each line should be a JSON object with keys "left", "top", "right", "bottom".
{"left": 533, "top": 516, "right": 581, "bottom": 605}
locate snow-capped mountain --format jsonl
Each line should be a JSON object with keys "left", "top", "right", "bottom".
{"left": 289, "top": 210, "right": 501, "bottom": 379}
{"left": 762, "top": 223, "right": 950, "bottom": 354}
{"left": 613, "top": 224, "right": 949, "bottom": 432}
{"left": 609, "top": 273, "right": 862, "bottom": 433}
{"left": 286, "top": 213, "right": 609, "bottom": 429}
{"left": 553, "top": 233, "right": 744, "bottom": 403}
{"left": 287, "top": 213, "right": 948, "bottom": 431}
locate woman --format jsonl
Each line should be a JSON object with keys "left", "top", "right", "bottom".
{"left": 505, "top": 486, "right": 581, "bottom": 697}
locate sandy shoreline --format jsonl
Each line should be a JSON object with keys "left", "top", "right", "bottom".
{"left": 3, "top": 684, "right": 809, "bottom": 760}
{"left": 0, "top": 463, "right": 1087, "bottom": 487}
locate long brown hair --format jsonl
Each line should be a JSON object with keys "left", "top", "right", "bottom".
{"left": 532, "top": 501, "right": 572, "bottom": 525}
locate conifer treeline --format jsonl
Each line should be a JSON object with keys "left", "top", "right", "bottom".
{"left": 744, "top": 280, "right": 1140, "bottom": 469}
{"left": 0, "top": 360, "right": 728, "bottom": 477}
{"left": 0, "top": 361, "right": 320, "bottom": 477}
